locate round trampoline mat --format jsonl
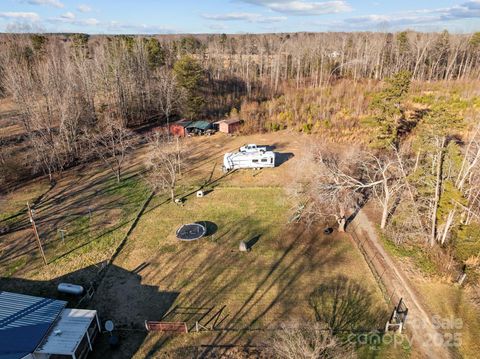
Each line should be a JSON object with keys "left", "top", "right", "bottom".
{"left": 176, "top": 222, "right": 207, "bottom": 241}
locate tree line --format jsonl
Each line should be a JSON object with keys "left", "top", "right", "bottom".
{"left": 0, "top": 34, "right": 203, "bottom": 186}
{"left": 200, "top": 31, "right": 480, "bottom": 93}
{"left": 1, "top": 31, "right": 480, "bottom": 192}
{"left": 289, "top": 71, "right": 480, "bottom": 277}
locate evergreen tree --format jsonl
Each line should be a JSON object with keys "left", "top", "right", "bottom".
{"left": 416, "top": 102, "right": 465, "bottom": 245}
{"left": 144, "top": 37, "right": 165, "bottom": 69}
{"left": 173, "top": 56, "right": 205, "bottom": 119}
{"left": 396, "top": 31, "right": 410, "bottom": 55}
{"left": 364, "top": 70, "right": 412, "bottom": 148}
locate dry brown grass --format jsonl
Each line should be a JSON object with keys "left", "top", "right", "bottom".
{"left": 90, "top": 132, "right": 390, "bottom": 357}
{"left": 97, "top": 186, "right": 387, "bottom": 357}
{"left": 1, "top": 130, "right": 394, "bottom": 358}
{"left": 0, "top": 97, "right": 23, "bottom": 138}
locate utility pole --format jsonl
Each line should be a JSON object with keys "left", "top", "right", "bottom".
{"left": 27, "top": 202, "right": 47, "bottom": 266}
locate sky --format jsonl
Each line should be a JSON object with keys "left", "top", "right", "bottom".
{"left": 1, "top": 0, "right": 480, "bottom": 34}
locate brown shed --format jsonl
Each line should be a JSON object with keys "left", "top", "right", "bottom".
{"left": 169, "top": 119, "right": 192, "bottom": 137}
{"left": 214, "top": 119, "right": 243, "bottom": 134}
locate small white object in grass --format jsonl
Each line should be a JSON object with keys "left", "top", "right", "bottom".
{"left": 239, "top": 241, "right": 248, "bottom": 252}
{"left": 197, "top": 190, "right": 204, "bottom": 198}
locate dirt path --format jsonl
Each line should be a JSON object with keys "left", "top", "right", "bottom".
{"left": 350, "top": 210, "right": 451, "bottom": 359}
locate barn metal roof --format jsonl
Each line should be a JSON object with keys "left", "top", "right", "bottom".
{"left": 186, "top": 120, "right": 212, "bottom": 130}
{"left": 35, "top": 308, "right": 97, "bottom": 355}
{"left": 0, "top": 291, "right": 67, "bottom": 359}
{"left": 172, "top": 119, "right": 192, "bottom": 128}
{"left": 214, "top": 118, "right": 242, "bottom": 125}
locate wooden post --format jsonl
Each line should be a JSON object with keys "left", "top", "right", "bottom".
{"left": 27, "top": 202, "right": 47, "bottom": 266}
{"left": 58, "top": 229, "right": 66, "bottom": 244}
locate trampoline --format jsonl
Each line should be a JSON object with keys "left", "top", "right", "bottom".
{"left": 176, "top": 222, "right": 207, "bottom": 241}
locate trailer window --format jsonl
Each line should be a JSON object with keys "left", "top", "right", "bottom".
{"left": 261, "top": 159, "right": 268, "bottom": 163}
{"left": 252, "top": 159, "right": 259, "bottom": 163}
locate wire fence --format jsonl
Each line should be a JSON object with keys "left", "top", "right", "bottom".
{"left": 348, "top": 223, "right": 402, "bottom": 308}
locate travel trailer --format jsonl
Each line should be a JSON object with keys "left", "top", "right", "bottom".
{"left": 223, "top": 150, "right": 275, "bottom": 172}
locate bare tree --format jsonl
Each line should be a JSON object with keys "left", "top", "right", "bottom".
{"left": 308, "top": 146, "right": 382, "bottom": 232}
{"left": 365, "top": 154, "right": 403, "bottom": 229}
{"left": 289, "top": 143, "right": 404, "bottom": 232}
{"left": 157, "top": 68, "right": 184, "bottom": 131}
{"left": 270, "top": 322, "right": 356, "bottom": 359}
{"left": 89, "top": 114, "right": 134, "bottom": 183}
{"left": 146, "top": 133, "right": 184, "bottom": 202}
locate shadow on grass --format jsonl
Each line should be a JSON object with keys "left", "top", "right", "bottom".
{"left": 0, "top": 168, "right": 151, "bottom": 274}
{"left": 309, "top": 275, "right": 388, "bottom": 333}
{"left": 137, "top": 224, "right": 351, "bottom": 356}
{"left": 246, "top": 235, "right": 261, "bottom": 250}
{"left": 275, "top": 152, "right": 294, "bottom": 167}
{"left": 202, "top": 221, "right": 218, "bottom": 236}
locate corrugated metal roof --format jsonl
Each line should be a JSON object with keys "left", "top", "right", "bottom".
{"left": 214, "top": 118, "right": 242, "bottom": 125}
{"left": 0, "top": 291, "right": 66, "bottom": 359}
{"left": 172, "top": 119, "right": 192, "bottom": 128}
{"left": 186, "top": 120, "right": 212, "bottom": 130}
{"left": 35, "top": 308, "right": 97, "bottom": 355}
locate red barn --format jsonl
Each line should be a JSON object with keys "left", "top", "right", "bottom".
{"left": 214, "top": 119, "right": 243, "bottom": 134}
{"left": 169, "top": 119, "right": 192, "bottom": 137}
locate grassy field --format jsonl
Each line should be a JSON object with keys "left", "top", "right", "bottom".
{"left": 413, "top": 281, "right": 480, "bottom": 359}
{"left": 1, "top": 130, "right": 405, "bottom": 358}
{"left": 93, "top": 184, "right": 391, "bottom": 358}
{"left": 0, "top": 178, "right": 50, "bottom": 221}
{"left": 0, "top": 165, "right": 151, "bottom": 283}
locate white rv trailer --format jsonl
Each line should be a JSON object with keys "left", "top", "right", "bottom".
{"left": 223, "top": 150, "right": 275, "bottom": 171}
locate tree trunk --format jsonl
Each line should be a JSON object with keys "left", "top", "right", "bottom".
{"left": 380, "top": 203, "right": 389, "bottom": 230}
{"left": 380, "top": 178, "right": 390, "bottom": 230}
{"left": 337, "top": 216, "right": 346, "bottom": 232}
{"left": 337, "top": 207, "right": 346, "bottom": 232}
{"left": 439, "top": 209, "right": 455, "bottom": 245}
{"left": 430, "top": 136, "right": 446, "bottom": 246}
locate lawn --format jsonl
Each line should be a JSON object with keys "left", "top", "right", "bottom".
{"left": 0, "top": 178, "right": 51, "bottom": 222}
{"left": 0, "top": 166, "right": 151, "bottom": 281}
{"left": 413, "top": 281, "right": 480, "bottom": 359}
{"left": 1, "top": 131, "right": 400, "bottom": 358}
{"left": 93, "top": 184, "right": 390, "bottom": 358}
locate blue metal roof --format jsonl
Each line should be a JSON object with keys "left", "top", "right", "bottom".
{"left": 0, "top": 291, "right": 67, "bottom": 359}
{"left": 186, "top": 120, "right": 212, "bottom": 130}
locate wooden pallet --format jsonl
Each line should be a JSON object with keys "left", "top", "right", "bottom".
{"left": 145, "top": 321, "right": 188, "bottom": 333}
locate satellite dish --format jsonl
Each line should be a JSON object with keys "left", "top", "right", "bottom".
{"left": 105, "top": 320, "right": 114, "bottom": 332}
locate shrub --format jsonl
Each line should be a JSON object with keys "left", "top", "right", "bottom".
{"left": 453, "top": 224, "right": 480, "bottom": 263}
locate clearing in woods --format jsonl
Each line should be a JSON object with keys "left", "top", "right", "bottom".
{"left": 2, "top": 131, "right": 410, "bottom": 358}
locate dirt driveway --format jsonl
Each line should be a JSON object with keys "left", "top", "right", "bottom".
{"left": 350, "top": 209, "right": 452, "bottom": 359}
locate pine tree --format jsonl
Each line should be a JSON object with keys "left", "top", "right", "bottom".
{"left": 144, "top": 37, "right": 165, "bottom": 69}
{"left": 364, "top": 70, "right": 412, "bottom": 148}
{"left": 173, "top": 55, "right": 205, "bottom": 119}
{"left": 417, "top": 102, "right": 465, "bottom": 245}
